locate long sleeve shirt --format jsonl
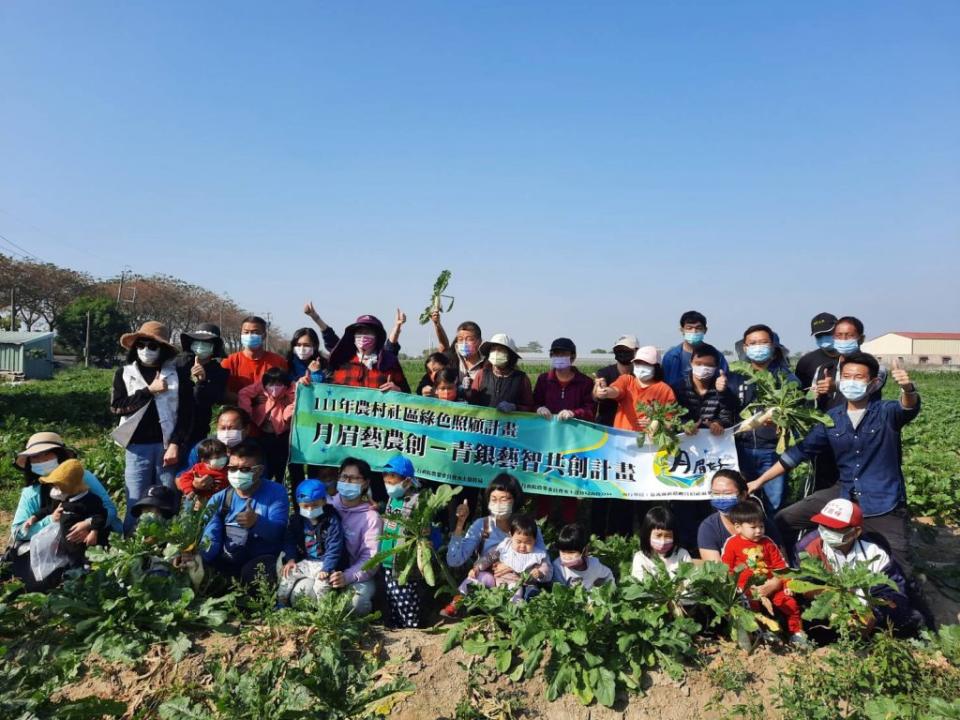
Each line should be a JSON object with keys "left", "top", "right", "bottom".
{"left": 533, "top": 368, "right": 597, "bottom": 420}
{"left": 110, "top": 363, "right": 194, "bottom": 447}
{"left": 201, "top": 480, "right": 289, "bottom": 564}
{"left": 283, "top": 507, "right": 345, "bottom": 574}
{"left": 330, "top": 493, "right": 383, "bottom": 584}
{"left": 446, "top": 516, "right": 547, "bottom": 568}
{"left": 671, "top": 373, "right": 736, "bottom": 428}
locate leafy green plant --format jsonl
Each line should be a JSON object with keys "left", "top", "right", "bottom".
{"left": 418, "top": 269, "right": 455, "bottom": 324}
{"left": 364, "top": 484, "right": 461, "bottom": 592}
{"left": 589, "top": 533, "right": 640, "bottom": 581}
{"left": 730, "top": 361, "right": 834, "bottom": 453}
{"left": 634, "top": 401, "right": 696, "bottom": 455}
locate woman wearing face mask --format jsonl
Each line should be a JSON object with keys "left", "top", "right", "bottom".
{"left": 697, "top": 469, "right": 783, "bottom": 563}
{"left": 177, "top": 323, "right": 229, "bottom": 454}
{"left": 110, "top": 322, "right": 194, "bottom": 535}
{"left": 467, "top": 334, "right": 534, "bottom": 413}
{"left": 532, "top": 338, "right": 596, "bottom": 524}
{"left": 446, "top": 473, "right": 547, "bottom": 569}
{"left": 6, "top": 432, "right": 122, "bottom": 565}
{"left": 328, "top": 458, "right": 383, "bottom": 616}
{"left": 285, "top": 327, "right": 328, "bottom": 492}
{"left": 325, "top": 315, "right": 410, "bottom": 393}
{"left": 593, "top": 346, "right": 676, "bottom": 433}
{"left": 727, "top": 324, "right": 800, "bottom": 515}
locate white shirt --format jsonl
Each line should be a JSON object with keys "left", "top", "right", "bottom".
{"left": 631, "top": 548, "right": 692, "bottom": 581}
{"left": 551, "top": 556, "right": 615, "bottom": 590}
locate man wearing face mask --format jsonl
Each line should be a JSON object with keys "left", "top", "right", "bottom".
{"left": 111, "top": 321, "right": 194, "bottom": 535}
{"left": 661, "top": 311, "right": 729, "bottom": 388}
{"left": 220, "top": 316, "right": 288, "bottom": 404}
{"left": 197, "top": 440, "right": 289, "bottom": 586}
{"left": 183, "top": 405, "right": 253, "bottom": 469}
{"left": 177, "top": 323, "right": 228, "bottom": 452}
{"left": 593, "top": 335, "right": 639, "bottom": 427}
{"left": 749, "top": 353, "right": 921, "bottom": 580}
{"left": 429, "top": 314, "right": 486, "bottom": 387}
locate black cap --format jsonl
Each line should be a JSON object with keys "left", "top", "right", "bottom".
{"left": 131, "top": 485, "right": 179, "bottom": 519}
{"left": 181, "top": 322, "right": 226, "bottom": 357}
{"left": 810, "top": 312, "right": 837, "bottom": 336}
{"left": 549, "top": 337, "right": 577, "bottom": 355}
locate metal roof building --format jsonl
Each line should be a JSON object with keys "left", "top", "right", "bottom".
{"left": 0, "top": 331, "right": 56, "bottom": 379}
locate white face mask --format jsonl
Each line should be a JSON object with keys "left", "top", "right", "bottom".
{"left": 206, "top": 456, "right": 228, "bottom": 470}
{"left": 691, "top": 365, "right": 717, "bottom": 380}
{"left": 300, "top": 506, "right": 324, "bottom": 520}
{"left": 138, "top": 347, "right": 161, "bottom": 365}
{"left": 217, "top": 429, "right": 243, "bottom": 448}
{"left": 488, "top": 500, "right": 513, "bottom": 518}
{"left": 488, "top": 350, "right": 509, "bottom": 368}
{"left": 633, "top": 364, "right": 655, "bottom": 381}
{"left": 293, "top": 346, "right": 314, "bottom": 361}
{"left": 818, "top": 526, "right": 854, "bottom": 548}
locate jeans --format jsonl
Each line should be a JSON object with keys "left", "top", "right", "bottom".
{"left": 277, "top": 559, "right": 332, "bottom": 606}
{"left": 347, "top": 578, "right": 377, "bottom": 616}
{"left": 737, "top": 445, "right": 786, "bottom": 513}
{"left": 124, "top": 442, "right": 176, "bottom": 535}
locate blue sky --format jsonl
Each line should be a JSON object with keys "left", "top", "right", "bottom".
{"left": 1, "top": 1, "right": 958, "bottom": 355}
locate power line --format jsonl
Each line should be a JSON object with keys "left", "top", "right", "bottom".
{"left": 0, "top": 231, "right": 45, "bottom": 263}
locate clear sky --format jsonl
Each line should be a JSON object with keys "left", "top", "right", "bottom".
{"left": 2, "top": 1, "right": 958, "bottom": 355}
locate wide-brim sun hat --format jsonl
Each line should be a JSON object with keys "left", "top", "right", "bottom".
{"left": 120, "top": 320, "right": 175, "bottom": 352}
{"left": 479, "top": 333, "right": 521, "bottom": 361}
{"left": 15, "top": 431, "right": 78, "bottom": 470}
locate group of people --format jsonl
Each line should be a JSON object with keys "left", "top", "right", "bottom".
{"left": 3, "top": 305, "right": 933, "bottom": 638}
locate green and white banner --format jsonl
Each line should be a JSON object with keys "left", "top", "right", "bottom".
{"left": 289, "top": 384, "right": 739, "bottom": 500}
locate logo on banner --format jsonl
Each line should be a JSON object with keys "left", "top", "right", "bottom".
{"left": 652, "top": 450, "right": 709, "bottom": 489}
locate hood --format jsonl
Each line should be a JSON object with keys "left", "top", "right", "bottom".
{"left": 328, "top": 314, "right": 392, "bottom": 370}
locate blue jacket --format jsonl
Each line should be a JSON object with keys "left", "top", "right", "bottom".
{"left": 282, "top": 505, "right": 346, "bottom": 574}
{"left": 202, "top": 479, "right": 289, "bottom": 564}
{"left": 780, "top": 397, "right": 920, "bottom": 516}
{"left": 662, "top": 342, "right": 728, "bottom": 388}
{"left": 288, "top": 356, "right": 327, "bottom": 385}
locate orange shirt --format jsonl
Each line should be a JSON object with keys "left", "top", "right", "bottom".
{"left": 610, "top": 376, "right": 676, "bottom": 432}
{"left": 221, "top": 351, "right": 288, "bottom": 395}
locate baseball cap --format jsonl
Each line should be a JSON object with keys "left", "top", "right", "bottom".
{"left": 382, "top": 455, "right": 415, "bottom": 479}
{"left": 614, "top": 335, "right": 640, "bottom": 351}
{"left": 634, "top": 346, "right": 660, "bottom": 365}
{"left": 810, "top": 312, "right": 838, "bottom": 336}
{"left": 810, "top": 498, "right": 863, "bottom": 529}
{"left": 549, "top": 337, "right": 577, "bottom": 355}
{"left": 296, "top": 479, "right": 327, "bottom": 504}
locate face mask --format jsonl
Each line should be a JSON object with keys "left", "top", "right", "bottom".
{"left": 385, "top": 483, "right": 408, "bottom": 500}
{"left": 559, "top": 554, "right": 583, "bottom": 568}
{"left": 614, "top": 350, "right": 635, "bottom": 365}
{"left": 206, "top": 456, "right": 228, "bottom": 470}
{"left": 834, "top": 338, "right": 859, "bottom": 356}
{"left": 191, "top": 341, "right": 215, "bottom": 359}
{"left": 551, "top": 356, "right": 572, "bottom": 371}
{"left": 50, "top": 487, "right": 65, "bottom": 501}
{"left": 650, "top": 538, "right": 674, "bottom": 556}
{"left": 337, "top": 481, "right": 363, "bottom": 500}
{"left": 293, "top": 346, "right": 314, "bottom": 361}
{"left": 488, "top": 350, "right": 509, "bottom": 368}
{"left": 818, "top": 526, "right": 854, "bottom": 548}
{"left": 745, "top": 344, "right": 772, "bottom": 363}
{"left": 265, "top": 384, "right": 286, "bottom": 398}
{"left": 633, "top": 364, "right": 655, "bottom": 381}
{"left": 458, "top": 341, "right": 476, "bottom": 358}
{"left": 436, "top": 388, "right": 457, "bottom": 401}
{"left": 710, "top": 496, "right": 739, "bottom": 514}
{"left": 217, "top": 429, "right": 243, "bottom": 448}
{"left": 354, "top": 334, "right": 376, "bottom": 354}
{"left": 241, "top": 333, "right": 263, "bottom": 350}
{"left": 300, "top": 506, "right": 324, "bottom": 520}
{"left": 228, "top": 469, "right": 256, "bottom": 491}
{"left": 839, "top": 378, "right": 870, "bottom": 402}
{"left": 691, "top": 365, "right": 717, "bottom": 380}
{"left": 138, "top": 347, "right": 161, "bottom": 365}
{"left": 488, "top": 500, "right": 513, "bottom": 518}
{"left": 816, "top": 335, "right": 834, "bottom": 351}
{"left": 30, "top": 458, "right": 60, "bottom": 476}
{"left": 684, "top": 331, "right": 705, "bottom": 346}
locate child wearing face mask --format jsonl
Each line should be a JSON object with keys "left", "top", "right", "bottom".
{"left": 631, "top": 506, "right": 693, "bottom": 581}
{"left": 238, "top": 367, "right": 295, "bottom": 482}
{"left": 277, "top": 479, "right": 345, "bottom": 606}
{"left": 176, "top": 438, "right": 230, "bottom": 504}
{"left": 795, "top": 499, "right": 921, "bottom": 635}
{"left": 552, "top": 523, "right": 614, "bottom": 590}
{"left": 431, "top": 367, "right": 466, "bottom": 403}
{"left": 416, "top": 352, "right": 452, "bottom": 396}
{"left": 593, "top": 346, "right": 676, "bottom": 433}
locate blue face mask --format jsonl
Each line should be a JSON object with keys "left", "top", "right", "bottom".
{"left": 744, "top": 344, "right": 772, "bottom": 363}
{"left": 816, "top": 335, "right": 834, "bottom": 351}
{"left": 684, "top": 331, "right": 705, "bottom": 346}
{"left": 839, "top": 378, "right": 869, "bottom": 402}
{"left": 386, "top": 483, "right": 407, "bottom": 500}
{"left": 710, "top": 496, "right": 740, "bottom": 514}
{"left": 337, "top": 481, "right": 363, "bottom": 500}
{"left": 834, "top": 338, "right": 859, "bottom": 356}
{"left": 241, "top": 333, "right": 263, "bottom": 350}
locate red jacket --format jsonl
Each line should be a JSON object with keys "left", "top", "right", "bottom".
{"left": 176, "top": 462, "right": 229, "bottom": 501}
{"left": 721, "top": 534, "right": 787, "bottom": 591}
{"left": 533, "top": 368, "right": 597, "bottom": 420}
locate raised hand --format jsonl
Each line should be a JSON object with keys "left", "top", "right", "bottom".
{"left": 304, "top": 301, "right": 319, "bottom": 318}
{"left": 148, "top": 374, "right": 168, "bottom": 394}
{"left": 891, "top": 357, "right": 912, "bottom": 387}
{"left": 395, "top": 308, "right": 407, "bottom": 326}
{"left": 716, "top": 369, "right": 728, "bottom": 393}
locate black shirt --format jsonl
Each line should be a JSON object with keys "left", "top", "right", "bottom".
{"left": 110, "top": 362, "right": 195, "bottom": 446}
{"left": 595, "top": 364, "right": 625, "bottom": 427}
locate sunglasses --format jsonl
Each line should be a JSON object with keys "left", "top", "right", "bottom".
{"left": 135, "top": 341, "right": 161, "bottom": 351}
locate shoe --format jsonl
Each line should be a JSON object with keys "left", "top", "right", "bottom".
{"left": 439, "top": 595, "right": 463, "bottom": 620}
{"left": 788, "top": 632, "right": 810, "bottom": 647}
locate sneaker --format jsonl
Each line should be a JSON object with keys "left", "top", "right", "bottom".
{"left": 439, "top": 595, "right": 463, "bottom": 620}
{"left": 788, "top": 632, "right": 810, "bottom": 648}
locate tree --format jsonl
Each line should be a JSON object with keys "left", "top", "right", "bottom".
{"left": 58, "top": 297, "right": 130, "bottom": 365}
{"left": 590, "top": 348, "right": 610, "bottom": 354}
{"left": 518, "top": 340, "right": 543, "bottom": 353}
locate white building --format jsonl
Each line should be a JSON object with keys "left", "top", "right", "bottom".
{"left": 861, "top": 332, "right": 960, "bottom": 368}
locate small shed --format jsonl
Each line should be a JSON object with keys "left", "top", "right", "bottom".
{"left": 0, "top": 331, "right": 56, "bottom": 380}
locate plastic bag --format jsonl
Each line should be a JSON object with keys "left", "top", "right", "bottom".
{"left": 29, "top": 522, "right": 71, "bottom": 582}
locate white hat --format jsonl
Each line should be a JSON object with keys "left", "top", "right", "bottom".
{"left": 614, "top": 335, "right": 640, "bottom": 350}
{"left": 633, "top": 346, "right": 660, "bottom": 365}
{"left": 480, "top": 333, "right": 521, "bottom": 360}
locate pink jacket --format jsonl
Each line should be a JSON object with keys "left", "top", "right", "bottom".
{"left": 238, "top": 381, "right": 296, "bottom": 434}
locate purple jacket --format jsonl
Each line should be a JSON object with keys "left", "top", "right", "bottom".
{"left": 533, "top": 369, "right": 597, "bottom": 421}
{"left": 331, "top": 493, "right": 383, "bottom": 584}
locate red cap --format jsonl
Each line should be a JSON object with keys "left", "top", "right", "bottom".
{"left": 810, "top": 499, "right": 863, "bottom": 529}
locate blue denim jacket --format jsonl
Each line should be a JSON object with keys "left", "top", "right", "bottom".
{"left": 780, "top": 397, "right": 921, "bottom": 516}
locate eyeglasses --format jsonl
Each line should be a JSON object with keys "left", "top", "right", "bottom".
{"left": 227, "top": 464, "right": 261, "bottom": 473}
{"left": 338, "top": 474, "right": 364, "bottom": 482}
{"left": 135, "top": 341, "right": 161, "bottom": 351}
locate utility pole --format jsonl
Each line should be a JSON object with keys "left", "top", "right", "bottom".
{"left": 84, "top": 311, "right": 91, "bottom": 367}
{"left": 116, "top": 269, "right": 126, "bottom": 306}
{"left": 9, "top": 287, "right": 14, "bottom": 331}
{"left": 263, "top": 312, "right": 273, "bottom": 351}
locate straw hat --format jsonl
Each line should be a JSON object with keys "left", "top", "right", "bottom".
{"left": 15, "top": 431, "right": 78, "bottom": 469}
{"left": 120, "top": 321, "right": 175, "bottom": 351}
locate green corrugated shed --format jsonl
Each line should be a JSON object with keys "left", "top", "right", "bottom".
{"left": 0, "top": 331, "right": 55, "bottom": 379}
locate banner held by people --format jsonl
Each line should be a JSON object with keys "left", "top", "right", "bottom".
{"left": 289, "top": 384, "right": 739, "bottom": 500}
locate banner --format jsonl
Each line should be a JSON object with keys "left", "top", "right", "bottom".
{"left": 289, "top": 384, "right": 739, "bottom": 500}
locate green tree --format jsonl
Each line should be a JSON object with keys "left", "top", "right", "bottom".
{"left": 58, "top": 297, "right": 130, "bottom": 365}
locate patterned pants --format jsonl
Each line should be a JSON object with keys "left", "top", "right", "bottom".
{"left": 382, "top": 567, "right": 424, "bottom": 628}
